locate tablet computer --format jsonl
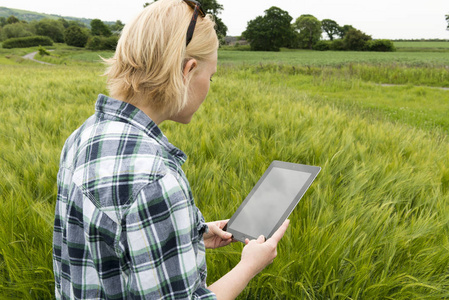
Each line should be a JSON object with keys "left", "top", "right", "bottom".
{"left": 224, "top": 161, "right": 320, "bottom": 243}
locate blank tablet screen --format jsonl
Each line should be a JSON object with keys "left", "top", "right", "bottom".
{"left": 225, "top": 161, "right": 320, "bottom": 242}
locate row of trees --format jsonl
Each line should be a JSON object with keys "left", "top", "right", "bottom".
{"left": 242, "top": 7, "right": 395, "bottom": 52}
{"left": 1, "top": 0, "right": 229, "bottom": 49}
{"left": 2, "top": 2, "right": 405, "bottom": 52}
{"left": 0, "top": 15, "right": 124, "bottom": 49}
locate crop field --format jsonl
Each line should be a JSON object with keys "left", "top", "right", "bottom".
{"left": 394, "top": 41, "right": 449, "bottom": 52}
{"left": 0, "top": 45, "right": 448, "bottom": 299}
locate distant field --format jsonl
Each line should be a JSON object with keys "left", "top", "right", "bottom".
{"left": 394, "top": 41, "right": 449, "bottom": 49}
{"left": 1, "top": 46, "right": 448, "bottom": 299}
{"left": 218, "top": 49, "right": 449, "bottom": 66}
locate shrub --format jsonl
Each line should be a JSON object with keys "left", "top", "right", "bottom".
{"left": 102, "top": 36, "right": 118, "bottom": 50}
{"left": 367, "top": 39, "right": 396, "bottom": 52}
{"left": 86, "top": 35, "right": 118, "bottom": 50}
{"left": 313, "top": 40, "right": 332, "bottom": 51}
{"left": 86, "top": 36, "right": 102, "bottom": 50}
{"left": 2, "top": 22, "right": 34, "bottom": 40}
{"left": 38, "top": 45, "right": 50, "bottom": 56}
{"left": 2, "top": 36, "right": 53, "bottom": 49}
{"left": 64, "top": 26, "right": 89, "bottom": 47}
{"left": 330, "top": 39, "right": 345, "bottom": 51}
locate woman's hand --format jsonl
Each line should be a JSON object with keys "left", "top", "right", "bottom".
{"left": 240, "top": 219, "right": 290, "bottom": 277}
{"left": 207, "top": 219, "right": 290, "bottom": 300}
{"left": 203, "top": 220, "right": 234, "bottom": 249}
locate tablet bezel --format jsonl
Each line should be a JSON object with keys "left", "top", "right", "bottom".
{"left": 225, "top": 160, "right": 320, "bottom": 243}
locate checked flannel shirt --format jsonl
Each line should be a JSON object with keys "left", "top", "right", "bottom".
{"left": 53, "top": 94, "right": 217, "bottom": 299}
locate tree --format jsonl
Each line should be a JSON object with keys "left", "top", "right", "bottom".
{"left": 110, "top": 20, "right": 125, "bottom": 33}
{"left": 59, "top": 18, "right": 70, "bottom": 29}
{"left": 294, "top": 14, "right": 322, "bottom": 49}
{"left": 0, "top": 17, "right": 7, "bottom": 27}
{"left": 243, "top": 6, "right": 294, "bottom": 51}
{"left": 446, "top": 14, "right": 449, "bottom": 30}
{"left": 338, "top": 24, "right": 355, "bottom": 39}
{"left": 2, "top": 22, "right": 33, "bottom": 39}
{"left": 34, "top": 19, "right": 65, "bottom": 43}
{"left": 64, "top": 25, "right": 89, "bottom": 47}
{"left": 343, "top": 28, "right": 371, "bottom": 51}
{"left": 6, "top": 15, "right": 19, "bottom": 25}
{"left": 90, "top": 19, "right": 112, "bottom": 37}
{"left": 321, "top": 19, "right": 340, "bottom": 41}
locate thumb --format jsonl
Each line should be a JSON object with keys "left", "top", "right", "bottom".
{"left": 210, "top": 222, "right": 232, "bottom": 239}
{"left": 257, "top": 235, "right": 265, "bottom": 243}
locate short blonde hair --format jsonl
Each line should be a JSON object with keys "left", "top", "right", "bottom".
{"left": 104, "top": 0, "right": 218, "bottom": 116}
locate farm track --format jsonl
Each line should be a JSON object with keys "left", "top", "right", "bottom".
{"left": 22, "top": 51, "right": 54, "bottom": 65}
{"left": 379, "top": 83, "right": 449, "bottom": 91}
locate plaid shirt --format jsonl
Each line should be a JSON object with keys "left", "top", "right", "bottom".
{"left": 53, "top": 94, "right": 217, "bottom": 299}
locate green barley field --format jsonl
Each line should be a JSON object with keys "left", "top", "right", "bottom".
{"left": 1, "top": 44, "right": 449, "bottom": 299}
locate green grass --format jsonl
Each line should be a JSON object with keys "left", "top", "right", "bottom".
{"left": 221, "top": 64, "right": 449, "bottom": 132}
{"left": 0, "top": 64, "right": 108, "bottom": 298}
{"left": 0, "top": 47, "right": 448, "bottom": 299}
{"left": 394, "top": 41, "right": 449, "bottom": 48}
{"left": 394, "top": 41, "right": 449, "bottom": 52}
{"left": 218, "top": 49, "right": 449, "bottom": 67}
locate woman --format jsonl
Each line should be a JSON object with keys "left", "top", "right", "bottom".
{"left": 53, "top": 0, "right": 289, "bottom": 299}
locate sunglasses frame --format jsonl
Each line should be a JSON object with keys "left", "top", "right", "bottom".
{"left": 183, "top": 0, "right": 206, "bottom": 46}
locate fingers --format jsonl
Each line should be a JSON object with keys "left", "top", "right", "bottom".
{"left": 245, "top": 234, "right": 265, "bottom": 245}
{"left": 268, "top": 219, "right": 290, "bottom": 244}
{"left": 217, "top": 219, "right": 229, "bottom": 229}
{"left": 209, "top": 222, "right": 232, "bottom": 239}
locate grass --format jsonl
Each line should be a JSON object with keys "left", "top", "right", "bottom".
{"left": 0, "top": 64, "right": 107, "bottom": 299}
{"left": 394, "top": 41, "right": 449, "bottom": 48}
{"left": 0, "top": 45, "right": 448, "bottom": 299}
{"left": 394, "top": 41, "right": 449, "bottom": 52}
{"left": 172, "top": 69, "right": 449, "bottom": 299}
{"left": 218, "top": 49, "right": 449, "bottom": 67}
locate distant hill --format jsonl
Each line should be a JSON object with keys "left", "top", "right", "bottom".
{"left": 0, "top": 6, "right": 115, "bottom": 28}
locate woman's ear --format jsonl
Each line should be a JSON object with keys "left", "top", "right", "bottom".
{"left": 183, "top": 58, "right": 198, "bottom": 82}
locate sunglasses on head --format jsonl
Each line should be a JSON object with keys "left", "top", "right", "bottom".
{"left": 183, "top": 0, "right": 205, "bottom": 46}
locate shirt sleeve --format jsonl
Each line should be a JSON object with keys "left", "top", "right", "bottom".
{"left": 123, "top": 173, "right": 217, "bottom": 300}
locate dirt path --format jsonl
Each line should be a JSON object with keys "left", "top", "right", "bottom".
{"left": 22, "top": 51, "right": 54, "bottom": 65}
{"left": 379, "top": 83, "right": 449, "bottom": 91}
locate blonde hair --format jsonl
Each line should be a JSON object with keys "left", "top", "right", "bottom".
{"left": 104, "top": 0, "right": 218, "bottom": 116}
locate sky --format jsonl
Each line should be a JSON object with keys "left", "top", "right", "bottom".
{"left": 1, "top": 0, "right": 448, "bottom": 40}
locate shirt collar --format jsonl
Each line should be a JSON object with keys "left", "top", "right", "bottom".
{"left": 95, "top": 94, "right": 187, "bottom": 165}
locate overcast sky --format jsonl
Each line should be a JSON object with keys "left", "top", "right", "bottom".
{"left": 1, "top": 0, "right": 448, "bottom": 39}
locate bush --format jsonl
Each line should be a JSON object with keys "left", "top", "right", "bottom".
{"left": 330, "top": 39, "right": 345, "bottom": 51}
{"left": 86, "top": 35, "right": 118, "bottom": 50}
{"left": 38, "top": 45, "right": 50, "bottom": 56}
{"left": 2, "top": 23, "right": 34, "bottom": 40}
{"left": 102, "top": 36, "right": 119, "bottom": 50}
{"left": 313, "top": 40, "right": 331, "bottom": 51}
{"left": 64, "top": 26, "right": 89, "bottom": 47}
{"left": 2, "top": 36, "right": 53, "bottom": 49}
{"left": 367, "top": 39, "right": 396, "bottom": 52}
